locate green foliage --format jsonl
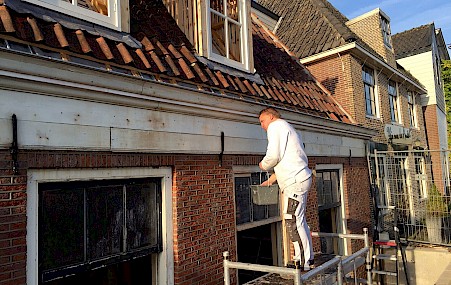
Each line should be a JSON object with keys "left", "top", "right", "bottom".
{"left": 426, "top": 184, "right": 448, "bottom": 217}
{"left": 442, "top": 60, "right": 451, "bottom": 149}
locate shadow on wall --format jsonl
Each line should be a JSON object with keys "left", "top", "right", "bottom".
{"left": 320, "top": 77, "right": 339, "bottom": 95}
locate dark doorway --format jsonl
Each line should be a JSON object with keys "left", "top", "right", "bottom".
{"left": 237, "top": 224, "right": 274, "bottom": 284}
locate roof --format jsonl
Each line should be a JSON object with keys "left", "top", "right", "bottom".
{"left": 257, "top": 0, "right": 424, "bottom": 89}
{"left": 256, "top": 0, "right": 357, "bottom": 59}
{"left": 392, "top": 24, "right": 434, "bottom": 60}
{"left": 0, "top": 0, "right": 352, "bottom": 124}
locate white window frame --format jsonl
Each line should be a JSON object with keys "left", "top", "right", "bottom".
{"left": 206, "top": 0, "right": 251, "bottom": 72}
{"left": 315, "top": 164, "right": 347, "bottom": 256}
{"left": 27, "top": 167, "right": 174, "bottom": 285}
{"left": 388, "top": 80, "right": 401, "bottom": 124}
{"left": 363, "top": 65, "right": 379, "bottom": 118}
{"left": 24, "top": 0, "right": 121, "bottom": 31}
{"left": 407, "top": 91, "right": 418, "bottom": 128}
{"left": 233, "top": 166, "right": 283, "bottom": 266}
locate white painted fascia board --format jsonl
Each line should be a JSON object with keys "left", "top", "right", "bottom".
{"left": 0, "top": 50, "right": 374, "bottom": 140}
{"left": 300, "top": 42, "right": 357, "bottom": 64}
{"left": 300, "top": 42, "right": 427, "bottom": 94}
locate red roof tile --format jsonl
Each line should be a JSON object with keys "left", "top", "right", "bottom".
{"left": 0, "top": 0, "right": 353, "bottom": 124}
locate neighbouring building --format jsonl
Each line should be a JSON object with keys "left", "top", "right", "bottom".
{"left": 256, "top": 0, "right": 440, "bottom": 253}
{"left": 0, "top": 0, "right": 376, "bottom": 285}
{"left": 392, "top": 23, "right": 451, "bottom": 194}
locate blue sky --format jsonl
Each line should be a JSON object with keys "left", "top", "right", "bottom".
{"left": 328, "top": 0, "right": 451, "bottom": 47}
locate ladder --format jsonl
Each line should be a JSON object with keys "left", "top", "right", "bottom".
{"left": 371, "top": 206, "right": 410, "bottom": 285}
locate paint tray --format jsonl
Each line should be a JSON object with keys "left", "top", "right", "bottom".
{"left": 251, "top": 185, "right": 279, "bottom": 205}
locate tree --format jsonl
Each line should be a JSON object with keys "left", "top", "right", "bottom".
{"left": 442, "top": 60, "right": 451, "bottom": 149}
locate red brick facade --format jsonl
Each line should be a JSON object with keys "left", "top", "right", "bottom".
{"left": 0, "top": 148, "right": 371, "bottom": 284}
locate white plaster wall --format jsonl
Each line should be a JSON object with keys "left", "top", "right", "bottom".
{"left": 397, "top": 52, "right": 437, "bottom": 106}
{"left": 0, "top": 50, "right": 373, "bottom": 158}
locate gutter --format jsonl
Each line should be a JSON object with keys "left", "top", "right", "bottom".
{"left": 0, "top": 50, "right": 375, "bottom": 140}
{"left": 300, "top": 42, "right": 427, "bottom": 94}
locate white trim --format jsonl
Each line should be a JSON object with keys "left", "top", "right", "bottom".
{"left": 206, "top": 0, "right": 251, "bottom": 72}
{"left": 0, "top": 51, "right": 376, "bottom": 140}
{"left": 24, "top": 0, "right": 121, "bottom": 31}
{"left": 315, "top": 164, "right": 348, "bottom": 256}
{"left": 26, "top": 167, "right": 174, "bottom": 285}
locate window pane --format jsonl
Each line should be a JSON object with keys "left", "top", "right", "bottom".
{"left": 227, "top": 0, "right": 239, "bottom": 21}
{"left": 78, "top": 0, "right": 109, "bottom": 16}
{"left": 228, "top": 22, "right": 241, "bottom": 62}
{"left": 39, "top": 188, "right": 84, "bottom": 271}
{"left": 126, "top": 182, "right": 160, "bottom": 250}
{"left": 210, "top": 0, "right": 224, "bottom": 14}
{"left": 211, "top": 12, "right": 226, "bottom": 57}
{"left": 235, "top": 177, "right": 251, "bottom": 224}
{"left": 87, "top": 185, "right": 124, "bottom": 260}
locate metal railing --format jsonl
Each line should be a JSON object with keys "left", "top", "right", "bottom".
{"left": 223, "top": 228, "right": 371, "bottom": 285}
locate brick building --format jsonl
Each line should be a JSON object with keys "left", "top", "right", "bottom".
{"left": 0, "top": 0, "right": 375, "bottom": 284}
{"left": 392, "top": 23, "right": 451, "bottom": 194}
{"left": 257, "top": 0, "right": 431, "bottom": 234}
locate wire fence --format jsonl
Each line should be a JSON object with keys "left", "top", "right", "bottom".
{"left": 372, "top": 149, "right": 451, "bottom": 245}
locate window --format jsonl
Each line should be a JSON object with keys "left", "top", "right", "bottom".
{"left": 414, "top": 155, "right": 428, "bottom": 199}
{"left": 208, "top": 0, "right": 251, "bottom": 71}
{"left": 388, "top": 80, "right": 400, "bottom": 123}
{"left": 363, "top": 65, "right": 377, "bottom": 117}
{"left": 435, "top": 55, "right": 442, "bottom": 86}
{"left": 407, "top": 91, "right": 417, "bottom": 128}
{"left": 381, "top": 16, "right": 392, "bottom": 48}
{"left": 235, "top": 172, "right": 280, "bottom": 227}
{"left": 315, "top": 166, "right": 346, "bottom": 256}
{"left": 38, "top": 178, "right": 162, "bottom": 284}
{"left": 24, "top": 0, "right": 122, "bottom": 31}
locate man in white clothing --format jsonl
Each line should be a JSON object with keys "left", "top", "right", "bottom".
{"left": 258, "top": 107, "right": 314, "bottom": 271}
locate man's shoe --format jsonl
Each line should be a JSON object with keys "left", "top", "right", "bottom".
{"left": 303, "top": 259, "right": 315, "bottom": 271}
{"left": 286, "top": 260, "right": 301, "bottom": 269}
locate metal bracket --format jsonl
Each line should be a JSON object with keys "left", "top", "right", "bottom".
{"left": 219, "top": 131, "right": 224, "bottom": 167}
{"left": 10, "top": 114, "right": 19, "bottom": 175}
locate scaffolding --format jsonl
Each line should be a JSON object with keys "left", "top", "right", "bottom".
{"left": 223, "top": 229, "right": 371, "bottom": 285}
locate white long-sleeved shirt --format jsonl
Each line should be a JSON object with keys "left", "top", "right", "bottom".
{"left": 260, "top": 119, "right": 311, "bottom": 190}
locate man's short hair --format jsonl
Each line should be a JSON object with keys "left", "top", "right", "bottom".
{"left": 259, "top": 107, "right": 281, "bottom": 118}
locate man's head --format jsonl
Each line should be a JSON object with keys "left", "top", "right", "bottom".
{"left": 259, "top": 107, "right": 281, "bottom": 131}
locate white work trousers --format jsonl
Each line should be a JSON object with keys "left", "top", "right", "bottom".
{"left": 283, "top": 176, "right": 314, "bottom": 266}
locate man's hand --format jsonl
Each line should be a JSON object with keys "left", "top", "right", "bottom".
{"left": 260, "top": 179, "right": 271, "bottom": 186}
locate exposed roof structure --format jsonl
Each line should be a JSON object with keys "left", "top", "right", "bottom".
{"left": 0, "top": 0, "right": 353, "bottom": 123}
{"left": 392, "top": 23, "right": 435, "bottom": 60}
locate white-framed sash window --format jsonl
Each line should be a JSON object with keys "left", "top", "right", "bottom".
{"left": 24, "top": 0, "right": 121, "bottom": 30}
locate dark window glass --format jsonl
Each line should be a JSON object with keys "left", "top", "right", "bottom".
{"left": 235, "top": 172, "right": 279, "bottom": 225}
{"left": 38, "top": 178, "right": 162, "bottom": 283}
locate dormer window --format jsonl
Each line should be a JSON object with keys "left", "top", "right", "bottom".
{"left": 162, "top": 0, "right": 253, "bottom": 72}
{"left": 380, "top": 16, "right": 392, "bottom": 48}
{"left": 24, "top": 0, "right": 125, "bottom": 31}
{"left": 207, "top": 0, "right": 252, "bottom": 71}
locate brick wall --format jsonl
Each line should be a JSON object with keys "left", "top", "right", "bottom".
{"left": 423, "top": 105, "right": 446, "bottom": 192}
{"left": 0, "top": 149, "right": 372, "bottom": 284}
{"left": 307, "top": 55, "right": 428, "bottom": 149}
{"left": 346, "top": 11, "right": 396, "bottom": 68}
